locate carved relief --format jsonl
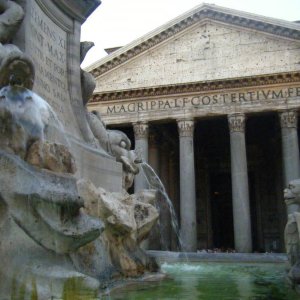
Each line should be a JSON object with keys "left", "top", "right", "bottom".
{"left": 177, "top": 119, "right": 194, "bottom": 137}
{"left": 133, "top": 122, "right": 149, "bottom": 140}
{"left": 228, "top": 113, "right": 246, "bottom": 133}
{"left": 280, "top": 110, "right": 298, "bottom": 128}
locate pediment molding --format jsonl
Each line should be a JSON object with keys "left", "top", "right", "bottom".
{"left": 89, "top": 5, "right": 300, "bottom": 78}
{"left": 90, "top": 72, "right": 300, "bottom": 103}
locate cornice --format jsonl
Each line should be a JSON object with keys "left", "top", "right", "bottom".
{"left": 89, "top": 5, "right": 300, "bottom": 78}
{"left": 89, "top": 72, "right": 300, "bottom": 103}
{"left": 53, "top": 0, "right": 101, "bottom": 23}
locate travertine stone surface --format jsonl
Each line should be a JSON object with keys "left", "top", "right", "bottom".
{"left": 26, "top": 140, "right": 77, "bottom": 174}
{"left": 77, "top": 179, "right": 159, "bottom": 277}
{"left": 90, "top": 84, "right": 300, "bottom": 125}
{"left": 92, "top": 21, "right": 300, "bottom": 93}
{"left": 14, "top": 0, "right": 123, "bottom": 191}
{"left": 88, "top": 5, "right": 300, "bottom": 126}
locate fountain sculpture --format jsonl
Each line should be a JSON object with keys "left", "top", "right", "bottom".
{"left": 0, "top": 0, "right": 159, "bottom": 298}
{"left": 284, "top": 179, "right": 300, "bottom": 294}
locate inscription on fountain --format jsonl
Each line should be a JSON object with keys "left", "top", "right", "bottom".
{"left": 24, "top": 0, "right": 79, "bottom": 136}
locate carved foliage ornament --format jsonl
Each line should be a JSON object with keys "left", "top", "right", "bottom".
{"left": 133, "top": 122, "right": 149, "bottom": 140}
{"left": 177, "top": 119, "right": 194, "bottom": 137}
{"left": 228, "top": 113, "right": 246, "bottom": 133}
{"left": 280, "top": 110, "right": 298, "bottom": 128}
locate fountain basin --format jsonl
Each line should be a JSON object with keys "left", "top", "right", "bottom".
{"left": 103, "top": 251, "right": 298, "bottom": 300}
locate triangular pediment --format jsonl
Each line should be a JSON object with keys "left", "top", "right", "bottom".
{"left": 87, "top": 4, "right": 300, "bottom": 94}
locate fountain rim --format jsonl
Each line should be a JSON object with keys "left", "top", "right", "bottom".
{"left": 147, "top": 250, "right": 288, "bottom": 264}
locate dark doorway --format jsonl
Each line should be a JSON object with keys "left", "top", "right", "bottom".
{"left": 210, "top": 172, "right": 234, "bottom": 250}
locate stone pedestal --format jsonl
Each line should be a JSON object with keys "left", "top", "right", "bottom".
{"left": 133, "top": 122, "right": 149, "bottom": 192}
{"left": 280, "top": 110, "right": 300, "bottom": 214}
{"left": 13, "top": 0, "right": 123, "bottom": 192}
{"left": 228, "top": 113, "right": 252, "bottom": 253}
{"left": 177, "top": 119, "right": 197, "bottom": 252}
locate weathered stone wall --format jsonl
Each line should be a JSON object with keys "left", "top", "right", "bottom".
{"left": 14, "top": 0, "right": 123, "bottom": 191}
{"left": 94, "top": 21, "right": 300, "bottom": 93}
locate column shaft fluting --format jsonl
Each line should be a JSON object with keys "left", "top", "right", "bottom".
{"left": 177, "top": 119, "right": 197, "bottom": 252}
{"left": 280, "top": 110, "right": 300, "bottom": 214}
{"left": 228, "top": 113, "right": 252, "bottom": 253}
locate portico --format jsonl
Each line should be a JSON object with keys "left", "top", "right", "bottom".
{"left": 87, "top": 4, "right": 300, "bottom": 252}
{"left": 88, "top": 88, "right": 300, "bottom": 252}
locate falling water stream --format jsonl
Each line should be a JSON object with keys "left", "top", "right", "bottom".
{"left": 140, "top": 162, "right": 184, "bottom": 251}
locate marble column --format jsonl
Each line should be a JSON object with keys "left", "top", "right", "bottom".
{"left": 133, "top": 122, "right": 149, "bottom": 192}
{"left": 177, "top": 119, "right": 197, "bottom": 252}
{"left": 279, "top": 110, "right": 300, "bottom": 214}
{"left": 228, "top": 113, "right": 252, "bottom": 253}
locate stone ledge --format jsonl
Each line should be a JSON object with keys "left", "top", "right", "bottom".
{"left": 147, "top": 250, "right": 288, "bottom": 264}
{"left": 90, "top": 72, "right": 300, "bottom": 102}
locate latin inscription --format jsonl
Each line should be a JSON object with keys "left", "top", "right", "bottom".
{"left": 25, "top": 1, "right": 70, "bottom": 127}
{"left": 106, "top": 86, "right": 300, "bottom": 114}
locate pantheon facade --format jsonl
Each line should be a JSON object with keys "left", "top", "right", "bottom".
{"left": 86, "top": 4, "right": 300, "bottom": 253}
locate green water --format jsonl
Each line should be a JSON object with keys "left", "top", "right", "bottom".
{"left": 107, "top": 262, "right": 298, "bottom": 300}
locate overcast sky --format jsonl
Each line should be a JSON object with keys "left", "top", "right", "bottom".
{"left": 81, "top": 0, "right": 300, "bottom": 68}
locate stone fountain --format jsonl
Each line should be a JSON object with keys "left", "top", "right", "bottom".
{"left": 0, "top": 1, "right": 159, "bottom": 299}
{"left": 284, "top": 179, "right": 300, "bottom": 294}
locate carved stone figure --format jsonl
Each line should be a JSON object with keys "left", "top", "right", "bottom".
{"left": 87, "top": 110, "right": 142, "bottom": 190}
{"left": 284, "top": 179, "right": 300, "bottom": 293}
{"left": 77, "top": 179, "right": 159, "bottom": 277}
{"left": 0, "top": 2, "right": 104, "bottom": 298}
{"left": 0, "top": 0, "right": 34, "bottom": 89}
{"left": 77, "top": 112, "right": 160, "bottom": 278}
{"left": 80, "top": 41, "right": 96, "bottom": 106}
{"left": 0, "top": 85, "right": 105, "bottom": 298}
{"left": 86, "top": 110, "right": 110, "bottom": 151}
{"left": 0, "top": 1, "right": 160, "bottom": 297}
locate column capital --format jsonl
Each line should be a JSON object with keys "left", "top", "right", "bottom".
{"left": 279, "top": 110, "right": 298, "bottom": 128}
{"left": 177, "top": 119, "right": 194, "bottom": 137}
{"left": 133, "top": 122, "right": 149, "bottom": 139}
{"left": 228, "top": 113, "right": 246, "bottom": 133}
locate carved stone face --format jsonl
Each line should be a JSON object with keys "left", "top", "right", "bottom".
{"left": 0, "top": 49, "right": 35, "bottom": 90}
{"left": 107, "top": 129, "right": 141, "bottom": 190}
{"left": 284, "top": 179, "right": 300, "bottom": 205}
